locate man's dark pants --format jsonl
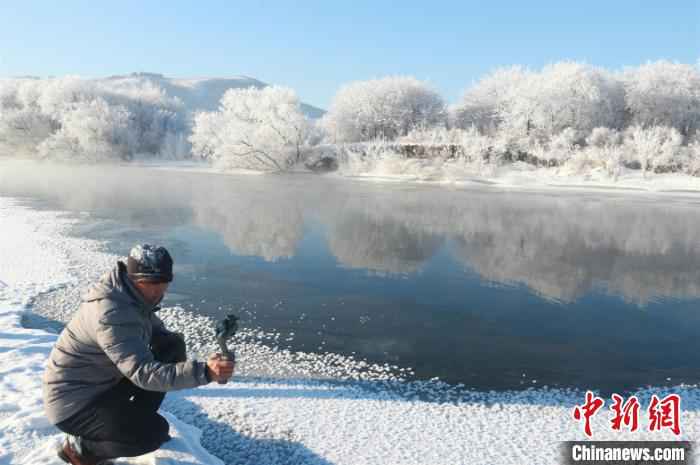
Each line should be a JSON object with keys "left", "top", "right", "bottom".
{"left": 54, "top": 332, "right": 187, "bottom": 459}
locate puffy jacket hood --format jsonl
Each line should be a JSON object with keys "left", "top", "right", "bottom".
{"left": 82, "top": 261, "right": 158, "bottom": 312}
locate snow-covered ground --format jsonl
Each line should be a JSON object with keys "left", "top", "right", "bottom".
{"left": 0, "top": 198, "right": 223, "bottom": 465}
{"left": 85, "top": 159, "right": 700, "bottom": 196}
{"left": 2, "top": 195, "right": 700, "bottom": 465}
{"left": 333, "top": 156, "right": 700, "bottom": 195}
{"left": 115, "top": 157, "right": 700, "bottom": 195}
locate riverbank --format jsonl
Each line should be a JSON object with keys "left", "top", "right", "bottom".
{"left": 5, "top": 157, "right": 700, "bottom": 198}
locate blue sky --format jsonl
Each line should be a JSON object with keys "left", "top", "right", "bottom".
{"left": 0, "top": 1, "right": 697, "bottom": 108}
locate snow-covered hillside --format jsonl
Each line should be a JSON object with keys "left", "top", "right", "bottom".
{"left": 101, "top": 72, "right": 325, "bottom": 118}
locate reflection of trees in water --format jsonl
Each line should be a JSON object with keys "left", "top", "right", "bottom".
{"left": 189, "top": 184, "right": 304, "bottom": 262}
{"left": 193, "top": 180, "right": 700, "bottom": 303}
{"left": 325, "top": 213, "right": 443, "bottom": 274}
{"left": 5, "top": 161, "right": 700, "bottom": 303}
{"left": 445, "top": 197, "right": 700, "bottom": 303}
{"left": 0, "top": 162, "right": 307, "bottom": 263}
{"left": 317, "top": 190, "right": 700, "bottom": 304}
{"left": 451, "top": 235, "right": 596, "bottom": 302}
{"left": 195, "top": 206, "right": 303, "bottom": 262}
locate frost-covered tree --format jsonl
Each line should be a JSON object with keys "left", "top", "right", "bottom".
{"left": 189, "top": 86, "right": 310, "bottom": 171}
{"left": 524, "top": 62, "right": 625, "bottom": 138}
{"left": 35, "top": 77, "right": 98, "bottom": 121}
{"left": 622, "top": 61, "right": 700, "bottom": 136}
{"left": 322, "top": 76, "right": 446, "bottom": 142}
{"left": 0, "top": 79, "right": 54, "bottom": 155}
{"left": 684, "top": 137, "right": 700, "bottom": 175}
{"left": 456, "top": 62, "right": 625, "bottom": 141}
{"left": 580, "top": 127, "right": 625, "bottom": 178}
{"left": 586, "top": 127, "right": 622, "bottom": 148}
{"left": 37, "top": 98, "right": 134, "bottom": 160}
{"left": 0, "top": 76, "right": 186, "bottom": 160}
{"left": 623, "top": 125, "right": 683, "bottom": 176}
{"left": 0, "top": 107, "right": 53, "bottom": 154}
{"left": 99, "top": 78, "right": 186, "bottom": 155}
{"left": 452, "top": 66, "right": 530, "bottom": 133}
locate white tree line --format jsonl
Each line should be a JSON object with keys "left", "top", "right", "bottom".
{"left": 1, "top": 60, "right": 699, "bottom": 175}
{"left": 0, "top": 76, "right": 187, "bottom": 161}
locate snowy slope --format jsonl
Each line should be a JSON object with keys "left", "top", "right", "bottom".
{"left": 0, "top": 198, "right": 222, "bottom": 465}
{"left": 102, "top": 72, "right": 325, "bottom": 118}
{"left": 2, "top": 194, "right": 700, "bottom": 465}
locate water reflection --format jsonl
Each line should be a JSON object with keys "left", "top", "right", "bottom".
{"left": 3, "top": 160, "right": 700, "bottom": 304}
{"left": 315, "top": 189, "right": 700, "bottom": 304}
{"left": 189, "top": 183, "right": 305, "bottom": 262}
{"left": 6, "top": 161, "right": 700, "bottom": 391}
{"left": 325, "top": 212, "right": 443, "bottom": 274}
{"left": 443, "top": 196, "right": 700, "bottom": 304}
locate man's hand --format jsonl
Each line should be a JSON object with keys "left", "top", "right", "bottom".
{"left": 206, "top": 353, "right": 235, "bottom": 384}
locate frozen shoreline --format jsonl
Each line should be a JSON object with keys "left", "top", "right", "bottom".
{"left": 330, "top": 162, "right": 700, "bottom": 197}
{"left": 1, "top": 196, "right": 700, "bottom": 464}
{"left": 86, "top": 159, "right": 700, "bottom": 196}
{"left": 5, "top": 157, "right": 700, "bottom": 199}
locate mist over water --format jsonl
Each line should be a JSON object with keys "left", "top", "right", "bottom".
{"left": 3, "top": 159, "right": 700, "bottom": 393}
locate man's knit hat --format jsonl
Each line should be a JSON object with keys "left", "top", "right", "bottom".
{"left": 126, "top": 244, "right": 173, "bottom": 283}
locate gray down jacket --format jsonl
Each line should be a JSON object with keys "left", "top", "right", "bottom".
{"left": 43, "top": 261, "right": 209, "bottom": 425}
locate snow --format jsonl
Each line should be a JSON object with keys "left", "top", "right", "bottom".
{"left": 122, "top": 148, "right": 700, "bottom": 196}
{"left": 333, "top": 157, "right": 700, "bottom": 196}
{"left": 2, "top": 195, "right": 700, "bottom": 465}
{"left": 0, "top": 198, "right": 222, "bottom": 465}
{"left": 102, "top": 73, "right": 325, "bottom": 118}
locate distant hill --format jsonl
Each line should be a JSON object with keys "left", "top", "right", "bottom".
{"left": 102, "top": 72, "right": 325, "bottom": 118}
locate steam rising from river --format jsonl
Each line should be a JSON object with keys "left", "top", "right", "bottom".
{"left": 2, "top": 159, "right": 700, "bottom": 305}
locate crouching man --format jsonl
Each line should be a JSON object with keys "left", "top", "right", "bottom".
{"left": 43, "top": 244, "right": 234, "bottom": 465}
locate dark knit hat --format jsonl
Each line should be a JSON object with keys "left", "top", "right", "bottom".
{"left": 126, "top": 244, "right": 173, "bottom": 283}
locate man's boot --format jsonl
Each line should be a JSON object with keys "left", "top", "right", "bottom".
{"left": 57, "top": 435, "right": 112, "bottom": 465}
